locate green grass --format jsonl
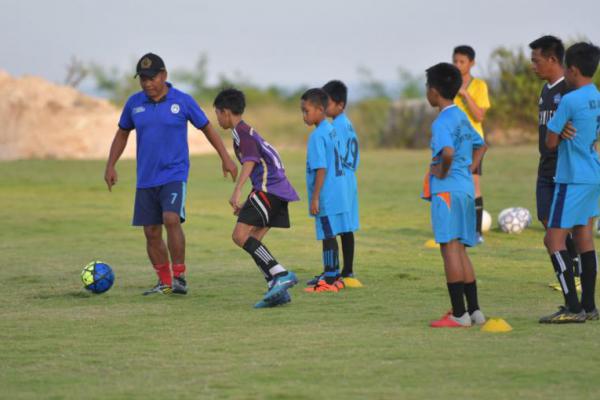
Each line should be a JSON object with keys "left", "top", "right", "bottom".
{"left": 2, "top": 146, "right": 600, "bottom": 400}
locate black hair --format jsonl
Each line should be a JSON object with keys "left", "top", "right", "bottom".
{"left": 453, "top": 45, "right": 476, "bottom": 61}
{"left": 529, "top": 35, "right": 565, "bottom": 63}
{"left": 301, "top": 88, "right": 328, "bottom": 109}
{"left": 426, "top": 63, "right": 462, "bottom": 100}
{"left": 213, "top": 88, "right": 245, "bottom": 115}
{"left": 565, "top": 42, "right": 600, "bottom": 77}
{"left": 322, "top": 80, "right": 348, "bottom": 106}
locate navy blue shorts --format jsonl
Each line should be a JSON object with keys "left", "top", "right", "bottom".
{"left": 133, "top": 181, "right": 187, "bottom": 226}
{"left": 536, "top": 176, "right": 555, "bottom": 222}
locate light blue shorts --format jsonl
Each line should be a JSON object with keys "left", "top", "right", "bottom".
{"left": 549, "top": 183, "right": 600, "bottom": 228}
{"left": 431, "top": 191, "right": 476, "bottom": 247}
{"left": 315, "top": 213, "right": 353, "bottom": 240}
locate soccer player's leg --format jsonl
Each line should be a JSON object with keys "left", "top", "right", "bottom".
{"left": 573, "top": 218, "right": 598, "bottom": 320}
{"left": 305, "top": 216, "right": 341, "bottom": 293}
{"left": 133, "top": 186, "right": 172, "bottom": 295}
{"left": 473, "top": 167, "right": 484, "bottom": 244}
{"left": 461, "top": 249, "right": 485, "bottom": 325}
{"left": 159, "top": 182, "right": 187, "bottom": 294}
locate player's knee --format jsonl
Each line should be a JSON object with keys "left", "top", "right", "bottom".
{"left": 232, "top": 230, "right": 247, "bottom": 247}
{"left": 162, "top": 212, "right": 180, "bottom": 228}
{"left": 543, "top": 233, "right": 554, "bottom": 252}
{"left": 143, "top": 225, "right": 162, "bottom": 242}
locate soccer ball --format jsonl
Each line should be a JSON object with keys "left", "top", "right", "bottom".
{"left": 498, "top": 207, "right": 531, "bottom": 234}
{"left": 481, "top": 210, "right": 492, "bottom": 232}
{"left": 81, "top": 261, "right": 114, "bottom": 294}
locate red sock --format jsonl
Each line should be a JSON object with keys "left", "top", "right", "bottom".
{"left": 172, "top": 264, "right": 186, "bottom": 278}
{"left": 153, "top": 263, "right": 172, "bottom": 286}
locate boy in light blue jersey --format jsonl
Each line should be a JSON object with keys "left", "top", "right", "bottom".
{"left": 422, "top": 63, "right": 487, "bottom": 328}
{"left": 321, "top": 80, "right": 362, "bottom": 288}
{"left": 301, "top": 88, "right": 350, "bottom": 293}
{"left": 540, "top": 42, "right": 600, "bottom": 324}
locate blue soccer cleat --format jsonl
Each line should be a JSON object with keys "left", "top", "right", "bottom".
{"left": 254, "top": 290, "right": 291, "bottom": 309}
{"left": 263, "top": 271, "right": 297, "bottom": 303}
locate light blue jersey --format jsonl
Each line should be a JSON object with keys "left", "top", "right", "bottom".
{"left": 547, "top": 83, "right": 600, "bottom": 184}
{"left": 429, "top": 105, "right": 484, "bottom": 197}
{"left": 306, "top": 119, "right": 349, "bottom": 217}
{"left": 332, "top": 113, "right": 359, "bottom": 231}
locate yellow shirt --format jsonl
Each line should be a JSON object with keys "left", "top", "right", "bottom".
{"left": 454, "top": 77, "right": 490, "bottom": 137}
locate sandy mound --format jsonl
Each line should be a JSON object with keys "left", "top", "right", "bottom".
{"left": 0, "top": 70, "right": 213, "bottom": 160}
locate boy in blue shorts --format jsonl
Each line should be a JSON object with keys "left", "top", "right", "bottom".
{"left": 213, "top": 88, "right": 299, "bottom": 308}
{"left": 540, "top": 42, "right": 600, "bottom": 324}
{"left": 301, "top": 88, "right": 350, "bottom": 293}
{"left": 321, "top": 80, "right": 362, "bottom": 288}
{"left": 422, "top": 63, "right": 487, "bottom": 328}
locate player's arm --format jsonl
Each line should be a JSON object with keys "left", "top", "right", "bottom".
{"left": 545, "top": 129, "right": 561, "bottom": 151}
{"left": 104, "top": 128, "right": 131, "bottom": 191}
{"left": 200, "top": 122, "right": 238, "bottom": 182}
{"left": 311, "top": 168, "right": 326, "bottom": 215}
{"left": 229, "top": 161, "right": 255, "bottom": 215}
{"left": 459, "top": 91, "right": 487, "bottom": 122}
{"left": 430, "top": 147, "right": 453, "bottom": 179}
{"left": 471, "top": 144, "right": 488, "bottom": 173}
{"left": 546, "top": 97, "right": 571, "bottom": 151}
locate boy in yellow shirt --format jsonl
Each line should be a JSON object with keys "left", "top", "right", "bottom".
{"left": 453, "top": 45, "right": 491, "bottom": 243}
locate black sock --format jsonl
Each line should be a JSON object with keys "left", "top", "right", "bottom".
{"left": 447, "top": 282, "right": 466, "bottom": 317}
{"left": 580, "top": 250, "right": 597, "bottom": 312}
{"left": 322, "top": 238, "right": 339, "bottom": 284}
{"left": 464, "top": 281, "right": 480, "bottom": 314}
{"left": 340, "top": 232, "right": 355, "bottom": 277}
{"left": 565, "top": 234, "right": 580, "bottom": 276}
{"left": 242, "top": 237, "right": 285, "bottom": 280}
{"left": 475, "top": 197, "right": 483, "bottom": 235}
{"left": 550, "top": 250, "right": 581, "bottom": 313}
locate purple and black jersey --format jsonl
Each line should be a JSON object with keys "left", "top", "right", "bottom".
{"left": 538, "top": 77, "right": 570, "bottom": 178}
{"left": 232, "top": 121, "right": 299, "bottom": 202}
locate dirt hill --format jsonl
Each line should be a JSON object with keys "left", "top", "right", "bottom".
{"left": 0, "top": 70, "right": 212, "bottom": 160}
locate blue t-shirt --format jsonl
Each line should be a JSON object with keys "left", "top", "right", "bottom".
{"left": 306, "top": 119, "right": 349, "bottom": 217}
{"left": 547, "top": 83, "right": 600, "bottom": 184}
{"left": 429, "top": 105, "right": 484, "bottom": 197}
{"left": 332, "top": 113, "right": 360, "bottom": 196}
{"left": 118, "top": 83, "right": 209, "bottom": 188}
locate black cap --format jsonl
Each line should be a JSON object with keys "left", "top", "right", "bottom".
{"left": 134, "top": 53, "right": 166, "bottom": 78}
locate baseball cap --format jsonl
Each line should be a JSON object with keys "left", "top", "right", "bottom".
{"left": 134, "top": 53, "right": 166, "bottom": 78}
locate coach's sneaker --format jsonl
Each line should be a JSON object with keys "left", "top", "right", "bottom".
{"left": 172, "top": 275, "right": 188, "bottom": 295}
{"left": 585, "top": 308, "right": 599, "bottom": 321}
{"left": 539, "top": 306, "right": 586, "bottom": 324}
{"left": 254, "top": 290, "right": 291, "bottom": 309}
{"left": 304, "top": 280, "right": 339, "bottom": 293}
{"left": 306, "top": 273, "right": 324, "bottom": 286}
{"left": 263, "top": 271, "right": 298, "bottom": 302}
{"left": 342, "top": 275, "right": 363, "bottom": 288}
{"left": 470, "top": 309, "right": 486, "bottom": 325}
{"left": 430, "top": 311, "right": 472, "bottom": 328}
{"left": 142, "top": 281, "right": 172, "bottom": 295}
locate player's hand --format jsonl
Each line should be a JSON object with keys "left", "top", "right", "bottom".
{"left": 560, "top": 121, "right": 576, "bottom": 140}
{"left": 229, "top": 188, "right": 242, "bottom": 215}
{"left": 104, "top": 167, "right": 118, "bottom": 192}
{"left": 222, "top": 158, "right": 238, "bottom": 182}
{"left": 459, "top": 86, "right": 468, "bottom": 98}
{"left": 430, "top": 163, "right": 443, "bottom": 179}
{"left": 310, "top": 198, "right": 320, "bottom": 215}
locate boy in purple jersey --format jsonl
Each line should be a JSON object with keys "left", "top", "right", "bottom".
{"left": 214, "top": 88, "right": 299, "bottom": 308}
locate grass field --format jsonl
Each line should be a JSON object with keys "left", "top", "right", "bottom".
{"left": 2, "top": 146, "right": 600, "bottom": 400}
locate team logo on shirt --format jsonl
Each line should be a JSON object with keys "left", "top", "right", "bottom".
{"left": 553, "top": 94, "right": 562, "bottom": 104}
{"left": 133, "top": 106, "right": 146, "bottom": 114}
{"left": 171, "top": 104, "right": 180, "bottom": 114}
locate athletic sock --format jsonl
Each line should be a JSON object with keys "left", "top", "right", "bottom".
{"left": 565, "top": 234, "right": 580, "bottom": 276}
{"left": 153, "top": 263, "right": 172, "bottom": 286}
{"left": 322, "top": 238, "right": 340, "bottom": 285}
{"left": 550, "top": 250, "right": 582, "bottom": 313}
{"left": 475, "top": 197, "right": 483, "bottom": 235}
{"left": 340, "top": 232, "right": 355, "bottom": 277}
{"left": 447, "top": 282, "right": 466, "bottom": 318}
{"left": 464, "top": 281, "right": 480, "bottom": 314}
{"left": 172, "top": 263, "right": 186, "bottom": 278}
{"left": 242, "top": 237, "right": 285, "bottom": 280}
{"left": 580, "top": 250, "right": 597, "bottom": 312}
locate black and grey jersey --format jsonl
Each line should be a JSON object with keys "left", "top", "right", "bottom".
{"left": 538, "top": 77, "right": 570, "bottom": 178}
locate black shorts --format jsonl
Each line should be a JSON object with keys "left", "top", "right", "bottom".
{"left": 472, "top": 156, "right": 483, "bottom": 176}
{"left": 237, "top": 191, "right": 290, "bottom": 228}
{"left": 536, "top": 175, "right": 555, "bottom": 222}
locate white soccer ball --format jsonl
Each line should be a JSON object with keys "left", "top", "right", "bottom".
{"left": 481, "top": 210, "right": 492, "bottom": 232}
{"left": 498, "top": 207, "right": 531, "bottom": 234}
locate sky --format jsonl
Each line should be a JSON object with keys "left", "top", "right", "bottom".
{"left": 1, "top": 0, "right": 598, "bottom": 92}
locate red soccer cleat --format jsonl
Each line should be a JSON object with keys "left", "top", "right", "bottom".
{"left": 430, "top": 311, "right": 471, "bottom": 328}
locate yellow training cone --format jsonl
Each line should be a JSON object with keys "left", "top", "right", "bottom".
{"left": 481, "top": 318, "right": 512, "bottom": 333}
{"left": 424, "top": 239, "right": 439, "bottom": 249}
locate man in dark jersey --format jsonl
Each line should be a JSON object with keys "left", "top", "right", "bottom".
{"left": 529, "top": 36, "right": 580, "bottom": 298}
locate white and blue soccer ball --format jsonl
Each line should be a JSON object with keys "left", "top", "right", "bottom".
{"left": 498, "top": 207, "right": 532, "bottom": 234}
